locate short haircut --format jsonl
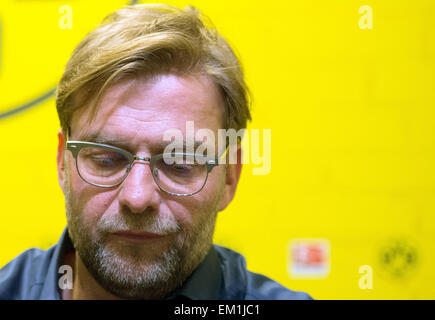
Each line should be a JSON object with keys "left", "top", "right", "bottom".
{"left": 56, "top": 3, "right": 251, "bottom": 133}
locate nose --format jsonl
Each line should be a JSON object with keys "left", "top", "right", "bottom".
{"left": 118, "top": 160, "right": 160, "bottom": 214}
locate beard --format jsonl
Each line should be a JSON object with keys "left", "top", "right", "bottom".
{"left": 63, "top": 164, "right": 223, "bottom": 300}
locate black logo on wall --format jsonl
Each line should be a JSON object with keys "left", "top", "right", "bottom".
{"left": 379, "top": 238, "right": 418, "bottom": 279}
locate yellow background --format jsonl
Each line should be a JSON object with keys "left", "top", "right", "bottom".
{"left": 1, "top": 0, "right": 434, "bottom": 299}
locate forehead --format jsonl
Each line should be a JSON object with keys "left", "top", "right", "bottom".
{"left": 70, "top": 73, "right": 225, "bottom": 145}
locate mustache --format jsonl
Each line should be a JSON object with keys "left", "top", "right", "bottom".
{"left": 95, "top": 212, "right": 181, "bottom": 236}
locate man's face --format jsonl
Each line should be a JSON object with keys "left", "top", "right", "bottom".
{"left": 57, "top": 73, "right": 240, "bottom": 299}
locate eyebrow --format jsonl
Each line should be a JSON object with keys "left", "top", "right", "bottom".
{"left": 76, "top": 133, "right": 212, "bottom": 154}
{"left": 77, "top": 133, "right": 129, "bottom": 149}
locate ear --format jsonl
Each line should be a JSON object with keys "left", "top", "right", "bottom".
{"left": 57, "top": 129, "right": 67, "bottom": 194}
{"left": 218, "top": 144, "right": 243, "bottom": 211}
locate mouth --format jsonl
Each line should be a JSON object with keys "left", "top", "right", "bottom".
{"left": 111, "top": 230, "right": 168, "bottom": 244}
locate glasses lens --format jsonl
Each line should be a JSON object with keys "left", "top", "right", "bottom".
{"left": 77, "top": 146, "right": 129, "bottom": 186}
{"left": 153, "top": 154, "right": 208, "bottom": 195}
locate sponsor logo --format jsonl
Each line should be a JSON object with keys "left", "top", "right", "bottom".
{"left": 288, "top": 239, "right": 330, "bottom": 279}
{"left": 378, "top": 238, "right": 418, "bottom": 279}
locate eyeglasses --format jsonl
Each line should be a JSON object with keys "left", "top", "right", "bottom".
{"left": 66, "top": 140, "right": 227, "bottom": 197}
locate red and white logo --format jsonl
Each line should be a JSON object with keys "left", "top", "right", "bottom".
{"left": 288, "top": 239, "right": 330, "bottom": 279}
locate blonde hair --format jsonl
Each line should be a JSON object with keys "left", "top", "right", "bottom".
{"left": 56, "top": 3, "right": 251, "bottom": 133}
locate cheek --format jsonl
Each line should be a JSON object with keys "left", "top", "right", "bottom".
{"left": 81, "top": 190, "right": 118, "bottom": 222}
{"left": 67, "top": 161, "right": 117, "bottom": 222}
{"left": 165, "top": 169, "right": 224, "bottom": 229}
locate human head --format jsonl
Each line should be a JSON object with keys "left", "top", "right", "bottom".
{"left": 55, "top": 4, "right": 250, "bottom": 299}
{"left": 55, "top": 3, "right": 251, "bottom": 133}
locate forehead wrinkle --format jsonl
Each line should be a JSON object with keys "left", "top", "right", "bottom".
{"left": 122, "top": 74, "right": 224, "bottom": 122}
{"left": 107, "top": 109, "right": 174, "bottom": 126}
{"left": 71, "top": 74, "right": 225, "bottom": 147}
{"left": 102, "top": 73, "right": 224, "bottom": 128}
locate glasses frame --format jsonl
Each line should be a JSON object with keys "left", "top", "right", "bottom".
{"left": 66, "top": 140, "right": 226, "bottom": 197}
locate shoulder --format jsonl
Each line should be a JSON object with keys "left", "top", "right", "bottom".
{"left": 214, "top": 245, "right": 313, "bottom": 300}
{"left": 0, "top": 247, "right": 55, "bottom": 299}
{"left": 244, "top": 270, "right": 314, "bottom": 300}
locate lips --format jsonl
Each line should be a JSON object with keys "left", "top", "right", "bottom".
{"left": 112, "top": 230, "right": 165, "bottom": 243}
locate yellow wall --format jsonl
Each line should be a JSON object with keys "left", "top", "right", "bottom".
{"left": 1, "top": 0, "right": 434, "bottom": 299}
